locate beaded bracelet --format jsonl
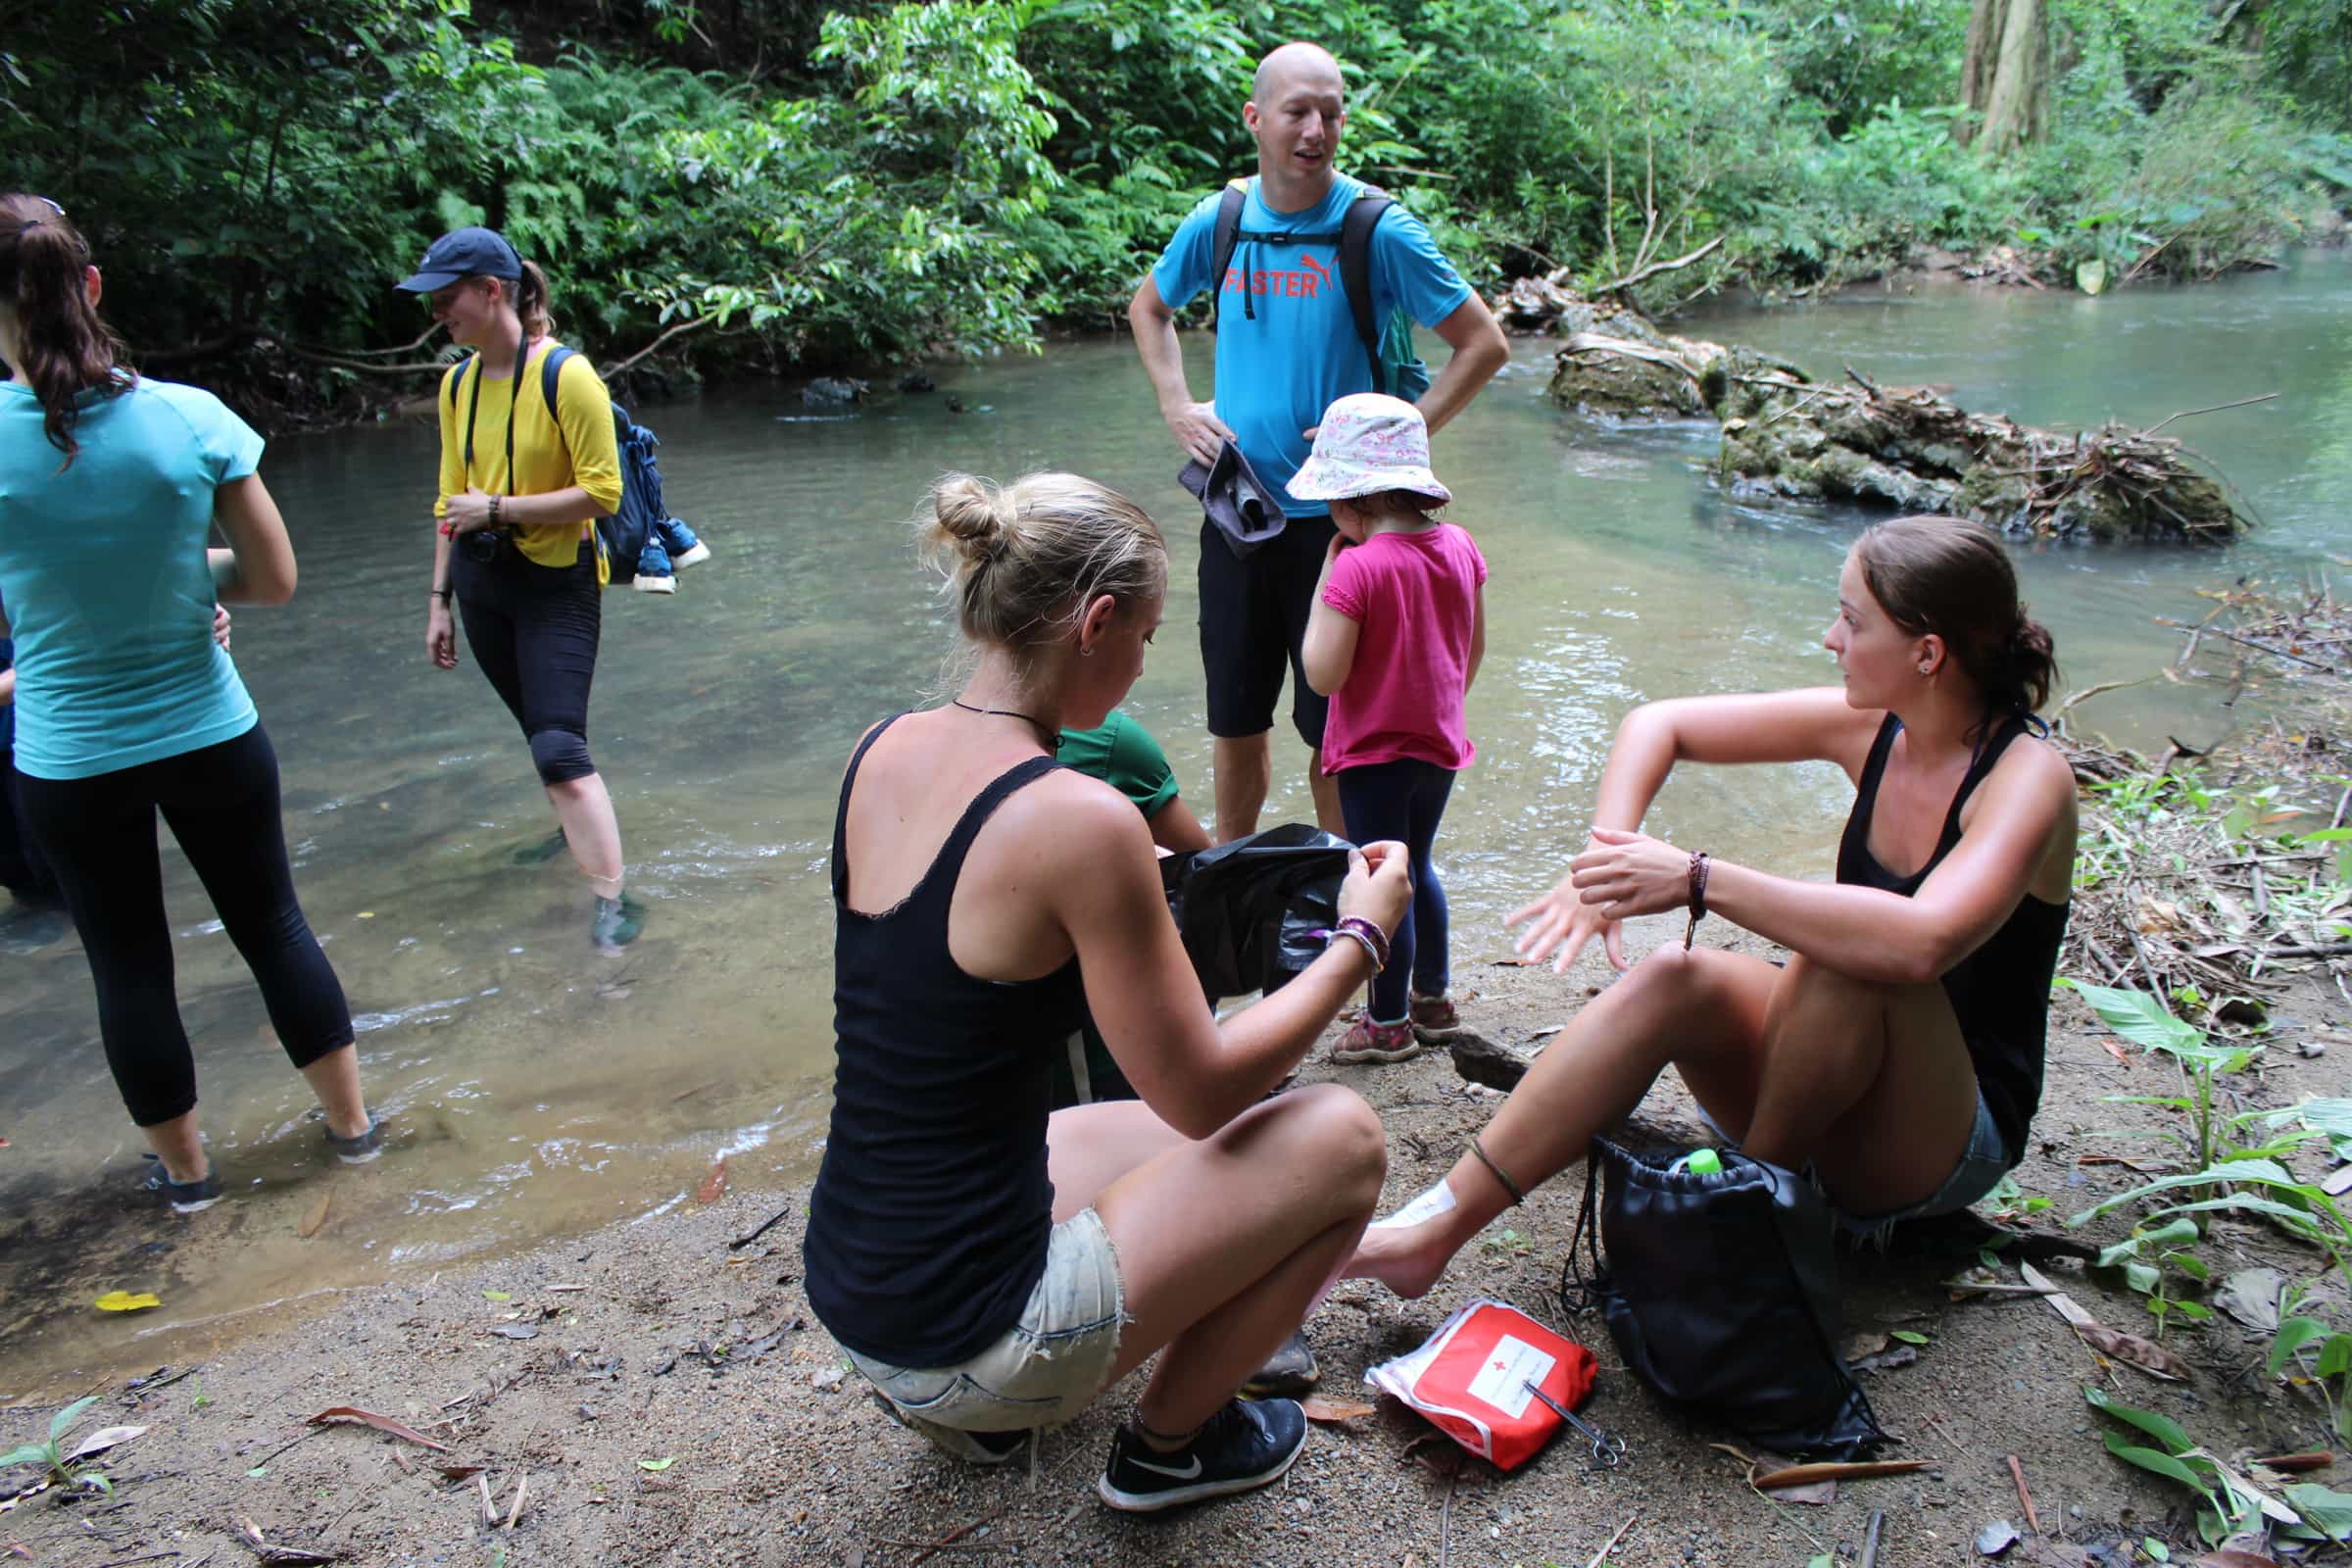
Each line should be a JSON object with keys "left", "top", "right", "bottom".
{"left": 1335, "top": 914, "right": 1391, "bottom": 972}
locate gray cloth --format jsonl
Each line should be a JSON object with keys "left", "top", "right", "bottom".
{"left": 1179, "top": 439, "right": 1286, "bottom": 560}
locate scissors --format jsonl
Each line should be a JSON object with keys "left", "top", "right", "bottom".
{"left": 1524, "top": 1380, "right": 1629, "bottom": 1471}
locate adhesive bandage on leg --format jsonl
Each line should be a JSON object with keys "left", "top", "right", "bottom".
{"left": 1370, "top": 1178, "right": 1458, "bottom": 1231}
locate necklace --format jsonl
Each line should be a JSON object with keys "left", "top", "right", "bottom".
{"left": 950, "top": 698, "right": 1056, "bottom": 748}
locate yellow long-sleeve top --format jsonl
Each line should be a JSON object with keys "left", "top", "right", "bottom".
{"left": 434, "top": 339, "right": 624, "bottom": 572}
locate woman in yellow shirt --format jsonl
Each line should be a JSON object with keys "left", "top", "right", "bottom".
{"left": 398, "top": 227, "right": 640, "bottom": 951}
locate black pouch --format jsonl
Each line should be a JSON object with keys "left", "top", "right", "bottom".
{"left": 461, "top": 528, "right": 514, "bottom": 566}
{"left": 1158, "top": 824, "right": 1350, "bottom": 1004}
{"left": 1561, "top": 1134, "right": 1886, "bottom": 1460}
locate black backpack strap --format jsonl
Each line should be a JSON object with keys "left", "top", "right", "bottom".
{"left": 1207, "top": 179, "right": 1249, "bottom": 333}
{"left": 446, "top": 352, "right": 475, "bottom": 411}
{"left": 1340, "top": 189, "right": 1394, "bottom": 390}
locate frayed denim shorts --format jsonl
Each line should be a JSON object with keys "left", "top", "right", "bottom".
{"left": 1832, "top": 1088, "right": 2012, "bottom": 1245}
{"left": 845, "top": 1205, "right": 1126, "bottom": 1433}
{"left": 1693, "top": 1087, "right": 2012, "bottom": 1245}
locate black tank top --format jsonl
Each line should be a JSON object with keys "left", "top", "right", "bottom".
{"left": 1835, "top": 712, "right": 2070, "bottom": 1164}
{"left": 804, "top": 715, "right": 1091, "bottom": 1367}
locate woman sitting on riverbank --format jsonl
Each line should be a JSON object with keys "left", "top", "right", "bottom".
{"left": 0, "top": 194, "right": 379, "bottom": 1211}
{"left": 397, "top": 227, "right": 639, "bottom": 951}
{"left": 1351, "top": 514, "right": 2075, "bottom": 1295}
{"left": 804, "top": 471, "right": 1410, "bottom": 1513}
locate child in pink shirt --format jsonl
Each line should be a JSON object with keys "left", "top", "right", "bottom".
{"left": 1295, "top": 394, "right": 1488, "bottom": 1064}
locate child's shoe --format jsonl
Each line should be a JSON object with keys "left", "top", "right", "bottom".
{"left": 634, "top": 535, "right": 675, "bottom": 593}
{"left": 1332, "top": 1016, "right": 1419, "bottom": 1065}
{"left": 662, "top": 516, "right": 711, "bottom": 569}
{"left": 1408, "top": 992, "right": 1460, "bottom": 1040}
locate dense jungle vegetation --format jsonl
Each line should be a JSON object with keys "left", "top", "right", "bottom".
{"left": 7, "top": 0, "right": 2350, "bottom": 411}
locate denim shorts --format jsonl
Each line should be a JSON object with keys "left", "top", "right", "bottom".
{"left": 1832, "top": 1088, "right": 2012, "bottom": 1242}
{"left": 1692, "top": 1088, "right": 2012, "bottom": 1242}
{"left": 845, "top": 1206, "right": 1126, "bottom": 1433}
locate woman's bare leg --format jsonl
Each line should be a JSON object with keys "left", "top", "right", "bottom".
{"left": 298, "top": 1042, "right": 372, "bottom": 1144}
{"left": 1350, "top": 948, "right": 1986, "bottom": 1300}
{"left": 1062, "top": 1083, "right": 1386, "bottom": 1436}
{"left": 1348, "top": 946, "right": 1780, "bottom": 1298}
{"left": 1750, "top": 956, "right": 1979, "bottom": 1209}
{"left": 545, "top": 772, "right": 623, "bottom": 897}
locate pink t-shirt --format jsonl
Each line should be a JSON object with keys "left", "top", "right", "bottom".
{"left": 1319, "top": 521, "right": 1488, "bottom": 772}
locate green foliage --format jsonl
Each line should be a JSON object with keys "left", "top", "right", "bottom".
{"left": 0, "top": 1396, "right": 113, "bottom": 1494}
{"left": 7, "top": 0, "right": 2344, "bottom": 407}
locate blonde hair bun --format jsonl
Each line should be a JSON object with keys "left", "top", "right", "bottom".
{"left": 915, "top": 471, "right": 1168, "bottom": 657}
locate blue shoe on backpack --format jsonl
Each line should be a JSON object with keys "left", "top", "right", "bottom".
{"left": 657, "top": 515, "right": 709, "bottom": 568}
{"left": 633, "top": 534, "right": 675, "bottom": 594}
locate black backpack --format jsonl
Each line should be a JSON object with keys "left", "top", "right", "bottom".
{"left": 443, "top": 347, "right": 657, "bottom": 587}
{"left": 1207, "top": 177, "right": 1431, "bottom": 401}
{"left": 1562, "top": 1134, "right": 1887, "bottom": 1460}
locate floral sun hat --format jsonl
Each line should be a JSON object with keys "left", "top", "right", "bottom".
{"left": 1286, "top": 392, "right": 1452, "bottom": 507}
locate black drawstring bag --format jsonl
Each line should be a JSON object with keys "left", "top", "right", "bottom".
{"left": 1158, "top": 824, "right": 1351, "bottom": 1004}
{"left": 1561, "top": 1134, "right": 1886, "bottom": 1460}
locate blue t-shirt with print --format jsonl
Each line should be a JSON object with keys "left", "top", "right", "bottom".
{"left": 0, "top": 377, "right": 261, "bottom": 780}
{"left": 1152, "top": 173, "right": 1472, "bottom": 517}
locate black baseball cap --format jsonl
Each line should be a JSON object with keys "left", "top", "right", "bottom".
{"left": 394, "top": 226, "right": 521, "bottom": 292}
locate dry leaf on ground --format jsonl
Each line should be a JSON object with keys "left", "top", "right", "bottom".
{"left": 696, "top": 1157, "right": 729, "bottom": 1204}
{"left": 306, "top": 1405, "right": 452, "bottom": 1451}
{"left": 61, "top": 1426, "right": 147, "bottom": 1462}
{"left": 298, "top": 1192, "right": 331, "bottom": 1240}
{"left": 1300, "top": 1396, "right": 1377, "bottom": 1423}
{"left": 2078, "top": 1321, "right": 2192, "bottom": 1381}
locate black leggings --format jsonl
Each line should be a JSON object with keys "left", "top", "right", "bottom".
{"left": 14, "top": 723, "right": 354, "bottom": 1127}
{"left": 453, "top": 536, "right": 602, "bottom": 785}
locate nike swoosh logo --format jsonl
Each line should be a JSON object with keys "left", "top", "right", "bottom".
{"left": 1129, "top": 1453, "right": 1203, "bottom": 1481}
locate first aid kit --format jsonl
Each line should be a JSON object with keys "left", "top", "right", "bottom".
{"left": 1364, "top": 1298, "right": 1599, "bottom": 1471}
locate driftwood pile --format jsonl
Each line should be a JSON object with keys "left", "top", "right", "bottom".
{"left": 1503, "top": 279, "right": 2255, "bottom": 544}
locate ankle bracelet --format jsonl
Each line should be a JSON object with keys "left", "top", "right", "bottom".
{"left": 1131, "top": 1413, "right": 1200, "bottom": 1448}
{"left": 1469, "top": 1135, "right": 1527, "bottom": 1206}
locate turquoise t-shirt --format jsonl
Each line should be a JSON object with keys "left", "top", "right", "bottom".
{"left": 1152, "top": 174, "right": 1472, "bottom": 517}
{"left": 0, "top": 376, "right": 261, "bottom": 780}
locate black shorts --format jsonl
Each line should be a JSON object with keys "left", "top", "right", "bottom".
{"left": 1198, "top": 514, "right": 1336, "bottom": 748}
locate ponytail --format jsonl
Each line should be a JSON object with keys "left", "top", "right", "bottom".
{"left": 0, "top": 194, "right": 129, "bottom": 466}
{"left": 2004, "top": 613, "right": 2058, "bottom": 715}
{"left": 514, "top": 260, "right": 554, "bottom": 342}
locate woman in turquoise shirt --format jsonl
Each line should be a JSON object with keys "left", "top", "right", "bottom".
{"left": 0, "top": 194, "right": 381, "bottom": 1212}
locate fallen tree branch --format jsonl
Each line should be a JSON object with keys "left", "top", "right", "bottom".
{"left": 600, "top": 313, "right": 716, "bottom": 379}
{"left": 1592, "top": 235, "right": 1723, "bottom": 298}
{"left": 2140, "top": 390, "right": 2279, "bottom": 438}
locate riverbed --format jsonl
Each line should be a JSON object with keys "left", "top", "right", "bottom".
{"left": 3, "top": 250, "right": 2346, "bottom": 1392}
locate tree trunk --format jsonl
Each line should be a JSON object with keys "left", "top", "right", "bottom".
{"left": 1957, "top": 0, "right": 2050, "bottom": 155}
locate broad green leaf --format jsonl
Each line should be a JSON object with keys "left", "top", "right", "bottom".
{"left": 2102, "top": 1431, "right": 2214, "bottom": 1494}
{"left": 0, "top": 1443, "right": 49, "bottom": 1468}
{"left": 48, "top": 1396, "right": 97, "bottom": 1446}
{"left": 637, "top": 1456, "right": 675, "bottom": 1471}
{"left": 2063, "top": 980, "right": 2205, "bottom": 1055}
{"left": 1890, "top": 1330, "right": 1928, "bottom": 1346}
{"left": 2070, "top": 1158, "right": 2303, "bottom": 1224}
{"left": 2285, "top": 1482, "right": 2352, "bottom": 1542}
{"left": 2273, "top": 1316, "right": 2329, "bottom": 1376}
{"left": 482, "top": 1290, "right": 513, "bottom": 1302}
{"left": 2124, "top": 1260, "right": 2161, "bottom": 1294}
{"left": 2086, "top": 1386, "right": 2193, "bottom": 1453}
{"left": 2320, "top": 1335, "right": 2352, "bottom": 1380}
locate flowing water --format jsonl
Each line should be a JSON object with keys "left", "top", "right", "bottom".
{"left": 4, "top": 250, "right": 2348, "bottom": 1390}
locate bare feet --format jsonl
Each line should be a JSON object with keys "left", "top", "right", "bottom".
{"left": 1344, "top": 1217, "right": 1456, "bottom": 1300}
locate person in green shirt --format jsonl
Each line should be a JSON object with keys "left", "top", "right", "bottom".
{"left": 1056, "top": 709, "right": 1210, "bottom": 858}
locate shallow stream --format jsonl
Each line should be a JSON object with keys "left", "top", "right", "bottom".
{"left": 3, "top": 250, "right": 2348, "bottom": 1391}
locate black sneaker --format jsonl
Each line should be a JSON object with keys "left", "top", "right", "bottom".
{"left": 1237, "top": 1330, "right": 1319, "bottom": 1398}
{"left": 138, "top": 1154, "right": 223, "bottom": 1214}
{"left": 325, "top": 1111, "right": 385, "bottom": 1165}
{"left": 1097, "top": 1397, "right": 1307, "bottom": 1512}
